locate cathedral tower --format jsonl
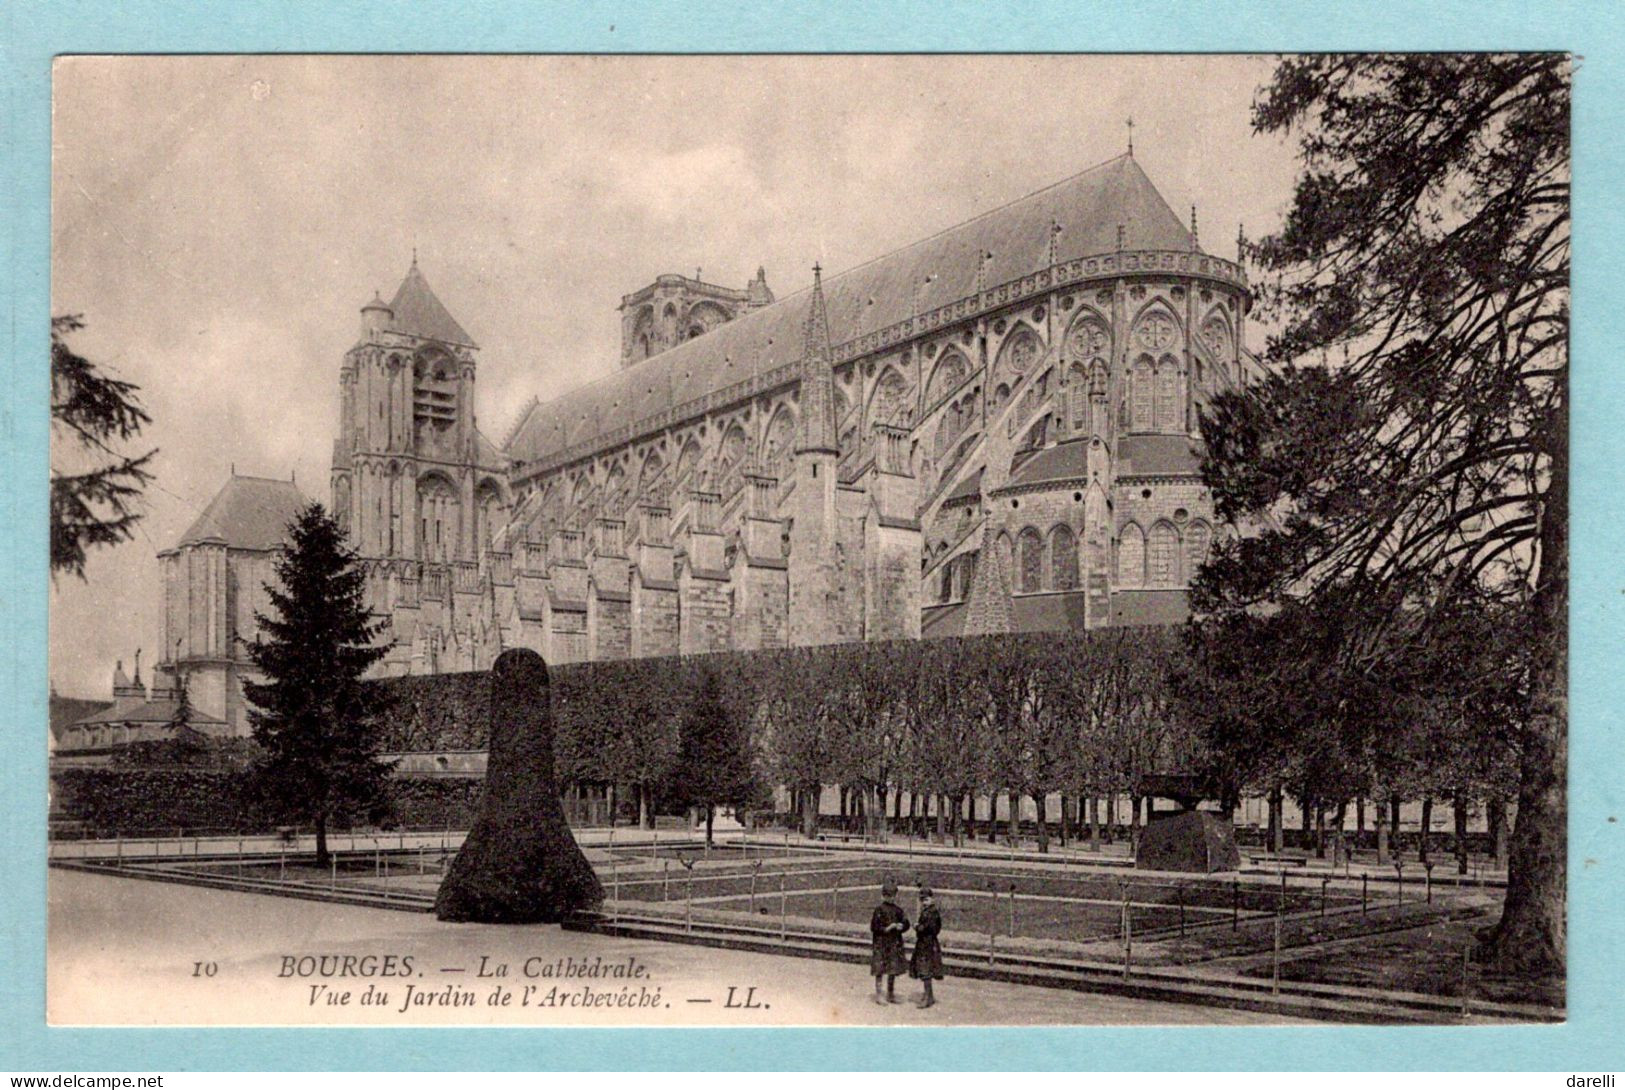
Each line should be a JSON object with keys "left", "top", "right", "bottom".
{"left": 331, "top": 258, "right": 507, "bottom": 567}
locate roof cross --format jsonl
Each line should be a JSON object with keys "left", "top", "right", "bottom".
{"left": 1126, "top": 116, "right": 1134, "bottom": 156}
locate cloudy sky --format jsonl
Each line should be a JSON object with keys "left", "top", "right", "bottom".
{"left": 50, "top": 53, "right": 1297, "bottom": 696}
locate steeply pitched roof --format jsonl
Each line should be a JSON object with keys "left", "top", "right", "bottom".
{"left": 1110, "top": 589, "right": 1190, "bottom": 626}
{"left": 50, "top": 695, "right": 112, "bottom": 739}
{"left": 943, "top": 467, "right": 984, "bottom": 505}
{"left": 921, "top": 601, "right": 968, "bottom": 639}
{"left": 176, "top": 475, "right": 309, "bottom": 551}
{"left": 1117, "top": 434, "right": 1201, "bottom": 478}
{"left": 509, "top": 154, "right": 1193, "bottom": 467}
{"left": 1010, "top": 590, "right": 1090, "bottom": 633}
{"left": 72, "top": 698, "right": 224, "bottom": 727}
{"left": 1004, "top": 439, "right": 1091, "bottom": 490}
{"left": 387, "top": 261, "right": 477, "bottom": 348}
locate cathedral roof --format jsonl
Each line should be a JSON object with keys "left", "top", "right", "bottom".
{"left": 508, "top": 154, "right": 1193, "bottom": 467}
{"left": 388, "top": 261, "right": 478, "bottom": 348}
{"left": 176, "top": 474, "right": 310, "bottom": 551}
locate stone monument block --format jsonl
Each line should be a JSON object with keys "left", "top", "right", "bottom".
{"left": 435, "top": 648, "right": 603, "bottom": 922}
{"left": 1136, "top": 809, "right": 1242, "bottom": 873}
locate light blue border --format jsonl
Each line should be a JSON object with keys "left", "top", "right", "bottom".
{"left": 4, "top": 0, "right": 1622, "bottom": 1071}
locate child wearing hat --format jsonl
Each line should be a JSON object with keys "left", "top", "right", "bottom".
{"left": 910, "top": 886, "right": 943, "bottom": 1008}
{"left": 869, "top": 877, "right": 911, "bottom": 1004}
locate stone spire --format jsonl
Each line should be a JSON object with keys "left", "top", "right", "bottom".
{"left": 1190, "top": 205, "right": 1199, "bottom": 251}
{"left": 796, "top": 264, "right": 838, "bottom": 455}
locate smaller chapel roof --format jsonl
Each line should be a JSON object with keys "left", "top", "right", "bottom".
{"left": 176, "top": 474, "right": 309, "bottom": 551}
{"left": 1110, "top": 589, "right": 1191, "bottom": 627}
{"left": 1010, "top": 590, "right": 1090, "bottom": 633}
{"left": 942, "top": 467, "right": 984, "bottom": 505}
{"left": 1117, "top": 434, "right": 1202, "bottom": 478}
{"left": 1004, "top": 439, "right": 1091, "bottom": 490}
{"left": 72, "top": 698, "right": 225, "bottom": 727}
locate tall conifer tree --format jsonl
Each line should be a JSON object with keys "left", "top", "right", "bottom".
{"left": 244, "top": 503, "right": 390, "bottom": 866}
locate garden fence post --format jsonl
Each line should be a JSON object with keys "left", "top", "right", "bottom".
{"left": 116, "top": 836, "right": 121, "bottom": 865}
{"left": 1320, "top": 877, "right": 1329, "bottom": 918}
{"left": 1461, "top": 942, "right": 1472, "bottom": 1020}
{"left": 686, "top": 872, "right": 693, "bottom": 933}
{"left": 1232, "top": 878, "right": 1239, "bottom": 930}
{"left": 1362, "top": 873, "right": 1368, "bottom": 915}
{"left": 330, "top": 855, "right": 336, "bottom": 891}
{"left": 988, "top": 879, "right": 997, "bottom": 964}
{"left": 830, "top": 876, "right": 840, "bottom": 922}
{"left": 1425, "top": 861, "right": 1434, "bottom": 904}
{"left": 780, "top": 871, "right": 788, "bottom": 943}
{"left": 1396, "top": 862, "right": 1405, "bottom": 907}
{"left": 1121, "top": 890, "right": 1132, "bottom": 980}
{"left": 1178, "top": 884, "right": 1186, "bottom": 938}
{"left": 663, "top": 859, "right": 670, "bottom": 902}
{"left": 1008, "top": 882, "right": 1017, "bottom": 938}
{"left": 1272, "top": 910, "right": 1282, "bottom": 997}
{"left": 612, "top": 857, "right": 619, "bottom": 923}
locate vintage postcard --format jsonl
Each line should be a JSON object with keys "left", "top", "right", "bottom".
{"left": 43, "top": 52, "right": 1568, "bottom": 1033}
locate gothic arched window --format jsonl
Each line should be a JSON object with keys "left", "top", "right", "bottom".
{"left": 763, "top": 407, "right": 795, "bottom": 483}
{"left": 871, "top": 367, "right": 909, "bottom": 427}
{"left": 958, "top": 551, "right": 977, "bottom": 598}
{"left": 1154, "top": 355, "right": 1180, "bottom": 433}
{"left": 417, "top": 475, "right": 459, "bottom": 563}
{"left": 717, "top": 425, "right": 748, "bottom": 498}
{"left": 1148, "top": 521, "right": 1180, "bottom": 586}
{"left": 926, "top": 349, "right": 971, "bottom": 408}
{"left": 474, "top": 480, "right": 504, "bottom": 557}
{"left": 1018, "top": 528, "right": 1045, "bottom": 593}
{"left": 1050, "top": 524, "right": 1078, "bottom": 591}
{"left": 1118, "top": 524, "right": 1145, "bottom": 588}
{"left": 996, "top": 327, "right": 1041, "bottom": 380}
{"left": 1131, "top": 356, "right": 1154, "bottom": 432}
{"left": 1185, "top": 520, "right": 1213, "bottom": 580}
{"left": 1067, "top": 361, "right": 1088, "bottom": 431}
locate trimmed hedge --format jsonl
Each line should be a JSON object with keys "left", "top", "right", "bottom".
{"left": 367, "top": 670, "right": 491, "bottom": 752}
{"left": 50, "top": 767, "right": 485, "bottom": 836}
{"left": 51, "top": 767, "right": 268, "bottom": 835}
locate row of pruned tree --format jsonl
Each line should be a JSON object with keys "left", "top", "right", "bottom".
{"left": 1173, "top": 589, "right": 1524, "bottom": 867}
{"left": 549, "top": 628, "right": 1199, "bottom": 851}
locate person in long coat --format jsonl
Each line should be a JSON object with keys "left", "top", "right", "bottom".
{"left": 869, "top": 878, "right": 910, "bottom": 1004}
{"left": 909, "top": 886, "right": 944, "bottom": 1008}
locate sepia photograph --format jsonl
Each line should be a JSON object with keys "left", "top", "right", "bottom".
{"left": 43, "top": 52, "right": 1568, "bottom": 1032}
